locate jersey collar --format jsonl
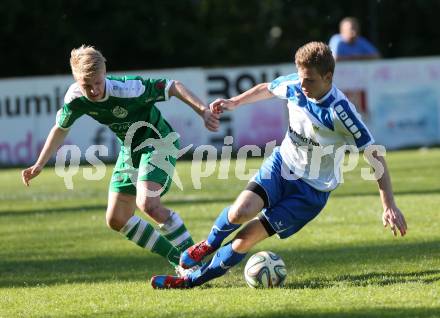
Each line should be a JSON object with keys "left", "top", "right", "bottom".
{"left": 307, "top": 85, "right": 335, "bottom": 108}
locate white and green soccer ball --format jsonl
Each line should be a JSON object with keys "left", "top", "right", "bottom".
{"left": 244, "top": 251, "right": 287, "bottom": 288}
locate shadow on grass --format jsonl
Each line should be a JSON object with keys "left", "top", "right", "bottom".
{"left": 285, "top": 269, "right": 440, "bottom": 289}
{"left": 0, "top": 205, "right": 107, "bottom": 218}
{"left": 199, "top": 239, "right": 440, "bottom": 290}
{"left": 63, "top": 307, "right": 440, "bottom": 318}
{"left": 0, "top": 253, "right": 170, "bottom": 288}
{"left": 1, "top": 240, "right": 438, "bottom": 289}
{"left": 0, "top": 197, "right": 234, "bottom": 218}
{"left": 332, "top": 187, "right": 440, "bottom": 198}
{"left": 2, "top": 186, "right": 439, "bottom": 218}
{"left": 165, "top": 196, "right": 234, "bottom": 207}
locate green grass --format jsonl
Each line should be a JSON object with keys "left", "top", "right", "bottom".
{"left": 0, "top": 148, "right": 439, "bottom": 318}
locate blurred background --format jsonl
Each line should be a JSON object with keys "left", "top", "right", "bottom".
{"left": 1, "top": 0, "right": 440, "bottom": 166}
{"left": 0, "top": 0, "right": 438, "bottom": 77}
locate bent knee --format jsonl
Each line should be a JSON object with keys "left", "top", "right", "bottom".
{"left": 229, "top": 202, "right": 258, "bottom": 224}
{"left": 136, "top": 197, "right": 158, "bottom": 214}
{"left": 106, "top": 213, "right": 127, "bottom": 231}
{"left": 231, "top": 237, "right": 254, "bottom": 253}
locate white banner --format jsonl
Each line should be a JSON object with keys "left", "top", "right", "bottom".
{"left": 364, "top": 59, "right": 440, "bottom": 148}
{"left": 0, "top": 69, "right": 211, "bottom": 166}
{"left": 1, "top": 57, "right": 440, "bottom": 166}
{"left": 0, "top": 75, "right": 73, "bottom": 165}
{"left": 205, "top": 65, "right": 290, "bottom": 149}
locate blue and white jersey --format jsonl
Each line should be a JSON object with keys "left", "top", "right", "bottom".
{"left": 268, "top": 73, "right": 374, "bottom": 192}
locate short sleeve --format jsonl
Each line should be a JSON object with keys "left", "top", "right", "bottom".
{"left": 142, "top": 78, "right": 173, "bottom": 102}
{"left": 56, "top": 103, "right": 83, "bottom": 130}
{"left": 268, "top": 73, "right": 300, "bottom": 100}
{"left": 333, "top": 99, "right": 375, "bottom": 150}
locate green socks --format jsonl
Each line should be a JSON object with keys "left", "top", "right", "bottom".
{"left": 120, "top": 215, "right": 180, "bottom": 267}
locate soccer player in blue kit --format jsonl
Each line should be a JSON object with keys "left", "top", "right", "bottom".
{"left": 151, "top": 41, "right": 407, "bottom": 289}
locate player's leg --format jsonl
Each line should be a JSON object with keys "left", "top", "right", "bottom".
{"left": 137, "top": 148, "right": 195, "bottom": 253}
{"left": 188, "top": 217, "right": 272, "bottom": 286}
{"left": 179, "top": 189, "right": 265, "bottom": 268}
{"left": 183, "top": 181, "right": 330, "bottom": 288}
{"left": 152, "top": 148, "right": 332, "bottom": 288}
{"left": 109, "top": 150, "right": 182, "bottom": 268}
{"left": 151, "top": 217, "right": 273, "bottom": 289}
{"left": 105, "top": 191, "right": 136, "bottom": 231}
{"left": 152, "top": 179, "right": 330, "bottom": 289}
{"left": 106, "top": 191, "right": 181, "bottom": 267}
{"left": 179, "top": 147, "right": 281, "bottom": 269}
{"left": 136, "top": 180, "right": 194, "bottom": 253}
{"left": 209, "top": 188, "right": 266, "bottom": 247}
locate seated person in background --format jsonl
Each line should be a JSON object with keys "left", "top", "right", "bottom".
{"left": 329, "top": 17, "right": 380, "bottom": 61}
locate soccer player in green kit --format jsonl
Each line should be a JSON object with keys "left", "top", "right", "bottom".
{"left": 21, "top": 45, "right": 220, "bottom": 273}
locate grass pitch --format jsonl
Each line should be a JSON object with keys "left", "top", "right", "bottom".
{"left": 0, "top": 148, "right": 439, "bottom": 317}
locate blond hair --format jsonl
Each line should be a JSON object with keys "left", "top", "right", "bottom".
{"left": 70, "top": 45, "right": 106, "bottom": 79}
{"left": 295, "top": 41, "right": 335, "bottom": 76}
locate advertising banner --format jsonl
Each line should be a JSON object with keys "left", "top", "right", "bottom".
{"left": 0, "top": 69, "right": 211, "bottom": 166}
{"left": 1, "top": 57, "right": 440, "bottom": 166}
{"left": 205, "top": 64, "right": 290, "bottom": 149}
{"left": 364, "top": 58, "right": 440, "bottom": 149}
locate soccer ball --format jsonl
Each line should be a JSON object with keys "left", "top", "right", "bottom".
{"left": 244, "top": 251, "right": 287, "bottom": 288}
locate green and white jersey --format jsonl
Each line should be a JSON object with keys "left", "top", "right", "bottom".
{"left": 56, "top": 76, "right": 175, "bottom": 146}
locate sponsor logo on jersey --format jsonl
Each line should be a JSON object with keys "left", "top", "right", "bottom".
{"left": 289, "top": 127, "right": 320, "bottom": 147}
{"left": 112, "top": 106, "right": 128, "bottom": 118}
{"left": 108, "top": 122, "right": 132, "bottom": 132}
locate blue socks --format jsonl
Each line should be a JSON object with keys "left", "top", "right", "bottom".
{"left": 207, "top": 207, "right": 241, "bottom": 249}
{"left": 188, "top": 242, "right": 246, "bottom": 286}
{"left": 185, "top": 207, "right": 244, "bottom": 287}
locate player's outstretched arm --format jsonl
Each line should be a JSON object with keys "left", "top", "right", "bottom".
{"left": 21, "top": 125, "right": 69, "bottom": 186}
{"left": 368, "top": 151, "right": 407, "bottom": 237}
{"left": 168, "top": 80, "right": 219, "bottom": 132}
{"left": 209, "top": 82, "right": 275, "bottom": 114}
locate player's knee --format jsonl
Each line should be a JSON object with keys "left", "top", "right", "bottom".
{"left": 136, "top": 197, "right": 153, "bottom": 213}
{"left": 229, "top": 202, "right": 256, "bottom": 224}
{"left": 105, "top": 213, "right": 125, "bottom": 231}
{"left": 231, "top": 237, "right": 254, "bottom": 253}
{"left": 136, "top": 198, "right": 160, "bottom": 217}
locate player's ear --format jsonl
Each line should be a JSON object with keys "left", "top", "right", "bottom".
{"left": 323, "top": 72, "right": 333, "bottom": 83}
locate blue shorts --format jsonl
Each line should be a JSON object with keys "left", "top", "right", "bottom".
{"left": 251, "top": 147, "right": 330, "bottom": 239}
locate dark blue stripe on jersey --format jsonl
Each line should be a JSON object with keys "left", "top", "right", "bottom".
{"left": 334, "top": 100, "right": 373, "bottom": 149}
{"left": 286, "top": 85, "right": 296, "bottom": 99}
{"left": 293, "top": 86, "right": 307, "bottom": 106}
{"left": 317, "top": 94, "right": 335, "bottom": 108}
{"left": 308, "top": 102, "right": 334, "bottom": 130}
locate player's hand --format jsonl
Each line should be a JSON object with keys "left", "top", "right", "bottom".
{"left": 202, "top": 108, "right": 220, "bottom": 132}
{"left": 209, "top": 98, "right": 237, "bottom": 114}
{"left": 21, "top": 164, "right": 43, "bottom": 186}
{"left": 382, "top": 205, "right": 407, "bottom": 237}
